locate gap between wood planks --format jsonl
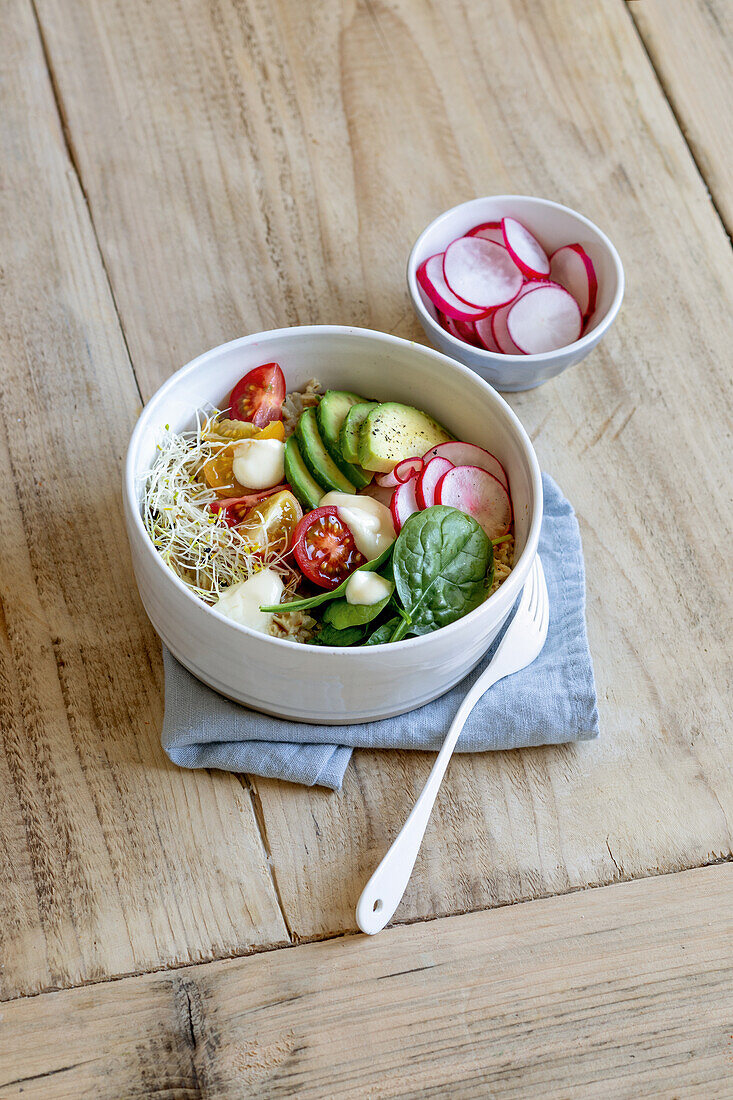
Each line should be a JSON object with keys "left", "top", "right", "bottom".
{"left": 625, "top": 0, "right": 731, "bottom": 243}
{"left": 28, "top": 0, "right": 143, "bottom": 407}
{"left": 20, "top": 0, "right": 733, "bottom": 989}
{"left": 4, "top": 850, "right": 731, "bottom": 1007}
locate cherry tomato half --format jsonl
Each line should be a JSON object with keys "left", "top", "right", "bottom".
{"left": 228, "top": 363, "right": 286, "bottom": 428}
{"left": 209, "top": 485, "right": 288, "bottom": 527}
{"left": 292, "top": 506, "right": 366, "bottom": 589}
{"left": 240, "top": 490, "right": 302, "bottom": 554}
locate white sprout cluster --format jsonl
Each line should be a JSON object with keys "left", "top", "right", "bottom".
{"left": 140, "top": 412, "right": 298, "bottom": 604}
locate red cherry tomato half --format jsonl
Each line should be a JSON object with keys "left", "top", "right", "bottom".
{"left": 228, "top": 363, "right": 286, "bottom": 428}
{"left": 292, "top": 506, "right": 366, "bottom": 589}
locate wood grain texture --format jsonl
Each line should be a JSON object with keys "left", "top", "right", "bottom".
{"left": 0, "top": 0, "right": 287, "bottom": 1000}
{"left": 2, "top": 863, "right": 732, "bottom": 1098}
{"left": 630, "top": 0, "right": 733, "bottom": 233}
{"left": 31, "top": 0, "right": 733, "bottom": 939}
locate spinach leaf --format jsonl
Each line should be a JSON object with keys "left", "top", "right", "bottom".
{"left": 392, "top": 506, "right": 492, "bottom": 636}
{"left": 260, "top": 542, "right": 394, "bottom": 613}
{"left": 364, "top": 616, "right": 402, "bottom": 645}
{"left": 323, "top": 591, "right": 393, "bottom": 629}
{"left": 308, "top": 622, "right": 366, "bottom": 647}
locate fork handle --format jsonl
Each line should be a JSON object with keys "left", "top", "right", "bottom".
{"left": 355, "top": 666, "right": 502, "bottom": 935}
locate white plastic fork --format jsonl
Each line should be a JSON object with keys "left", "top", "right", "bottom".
{"left": 356, "top": 555, "right": 550, "bottom": 935}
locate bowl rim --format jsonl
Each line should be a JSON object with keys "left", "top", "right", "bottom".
{"left": 125, "top": 324, "right": 543, "bottom": 654}
{"left": 407, "top": 194, "right": 625, "bottom": 364}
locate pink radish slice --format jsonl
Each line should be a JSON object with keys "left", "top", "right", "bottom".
{"left": 436, "top": 465, "right": 512, "bottom": 539}
{"left": 453, "top": 317, "right": 482, "bottom": 346}
{"left": 416, "top": 456, "right": 453, "bottom": 509}
{"left": 490, "top": 279, "right": 560, "bottom": 355}
{"left": 417, "top": 254, "right": 489, "bottom": 321}
{"left": 376, "top": 456, "right": 423, "bottom": 488}
{"left": 443, "top": 237, "right": 523, "bottom": 309}
{"left": 390, "top": 478, "right": 420, "bottom": 532}
{"left": 475, "top": 314, "right": 502, "bottom": 352}
{"left": 549, "top": 243, "right": 597, "bottom": 319}
{"left": 501, "top": 217, "right": 550, "bottom": 280}
{"left": 466, "top": 221, "right": 504, "bottom": 245}
{"left": 491, "top": 301, "right": 525, "bottom": 355}
{"left": 442, "top": 315, "right": 481, "bottom": 346}
{"left": 422, "top": 441, "right": 508, "bottom": 491}
{"left": 507, "top": 284, "right": 582, "bottom": 353}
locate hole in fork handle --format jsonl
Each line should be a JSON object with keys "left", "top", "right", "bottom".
{"left": 373, "top": 899, "right": 383, "bottom": 912}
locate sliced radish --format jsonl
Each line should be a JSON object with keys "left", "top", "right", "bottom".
{"left": 436, "top": 465, "right": 512, "bottom": 539}
{"left": 507, "top": 284, "right": 582, "bottom": 353}
{"left": 422, "top": 441, "right": 508, "bottom": 491}
{"left": 417, "top": 254, "right": 489, "bottom": 321}
{"left": 474, "top": 314, "right": 502, "bottom": 353}
{"left": 443, "top": 237, "right": 523, "bottom": 310}
{"left": 466, "top": 221, "right": 504, "bottom": 245}
{"left": 501, "top": 217, "right": 550, "bottom": 280}
{"left": 377, "top": 456, "right": 423, "bottom": 488}
{"left": 491, "top": 300, "right": 524, "bottom": 355}
{"left": 416, "top": 456, "right": 453, "bottom": 509}
{"left": 453, "top": 317, "right": 482, "bottom": 346}
{"left": 390, "top": 478, "right": 420, "bottom": 532}
{"left": 489, "top": 280, "right": 559, "bottom": 355}
{"left": 549, "top": 243, "right": 597, "bottom": 320}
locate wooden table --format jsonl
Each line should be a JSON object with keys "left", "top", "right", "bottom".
{"left": 1, "top": 1, "right": 731, "bottom": 1095}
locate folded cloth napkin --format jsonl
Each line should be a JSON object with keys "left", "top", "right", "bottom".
{"left": 162, "top": 473, "right": 598, "bottom": 790}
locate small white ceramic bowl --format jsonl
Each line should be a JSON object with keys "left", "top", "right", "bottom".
{"left": 124, "top": 327, "right": 543, "bottom": 723}
{"left": 407, "top": 195, "right": 624, "bottom": 392}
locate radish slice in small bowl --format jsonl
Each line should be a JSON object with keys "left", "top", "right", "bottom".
{"left": 377, "top": 456, "right": 424, "bottom": 488}
{"left": 489, "top": 280, "right": 560, "bottom": 355}
{"left": 435, "top": 465, "right": 512, "bottom": 539}
{"left": 422, "top": 441, "right": 508, "bottom": 491}
{"left": 466, "top": 221, "right": 504, "bottom": 245}
{"left": 491, "top": 299, "right": 525, "bottom": 355}
{"left": 416, "top": 456, "right": 453, "bottom": 509}
{"left": 501, "top": 217, "right": 550, "bottom": 280}
{"left": 417, "top": 254, "right": 490, "bottom": 321}
{"left": 443, "top": 237, "right": 523, "bottom": 310}
{"left": 390, "top": 478, "right": 420, "bottom": 532}
{"left": 475, "top": 314, "right": 502, "bottom": 353}
{"left": 549, "top": 243, "right": 597, "bottom": 320}
{"left": 507, "top": 284, "right": 582, "bottom": 354}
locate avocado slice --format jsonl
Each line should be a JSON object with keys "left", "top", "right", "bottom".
{"left": 358, "top": 402, "right": 453, "bottom": 473}
{"left": 316, "top": 390, "right": 373, "bottom": 489}
{"left": 283, "top": 436, "right": 323, "bottom": 510}
{"left": 296, "top": 407, "right": 358, "bottom": 493}
{"left": 340, "top": 400, "right": 378, "bottom": 464}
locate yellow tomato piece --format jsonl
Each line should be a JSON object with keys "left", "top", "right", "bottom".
{"left": 202, "top": 445, "right": 248, "bottom": 497}
{"left": 254, "top": 420, "right": 285, "bottom": 442}
{"left": 239, "top": 490, "right": 303, "bottom": 554}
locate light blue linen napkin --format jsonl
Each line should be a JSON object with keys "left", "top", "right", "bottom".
{"left": 162, "top": 474, "right": 598, "bottom": 789}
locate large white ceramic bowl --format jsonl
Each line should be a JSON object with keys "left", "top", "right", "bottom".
{"left": 407, "top": 195, "right": 624, "bottom": 392}
{"left": 124, "top": 327, "right": 543, "bottom": 723}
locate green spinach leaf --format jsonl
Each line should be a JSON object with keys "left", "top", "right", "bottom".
{"left": 260, "top": 542, "right": 394, "bottom": 613}
{"left": 323, "top": 590, "right": 393, "bottom": 629}
{"left": 308, "top": 622, "right": 366, "bottom": 647}
{"left": 392, "top": 506, "right": 493, "bottom": 636}
{"left": 364, "top": 616, "right": 402, "bottom": 645}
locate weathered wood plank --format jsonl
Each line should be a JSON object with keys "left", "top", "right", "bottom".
{"left": 1, "top": 863, "right": 732, "bottom": 1098}
{"left": 0, "top": 0, "right": 287, "bottom": 1000}
{"left": 33, "top": 0, "right": 733, "bottom": 940}
{"left": 629, "top": 0, "right": 733, "bottom": 234}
